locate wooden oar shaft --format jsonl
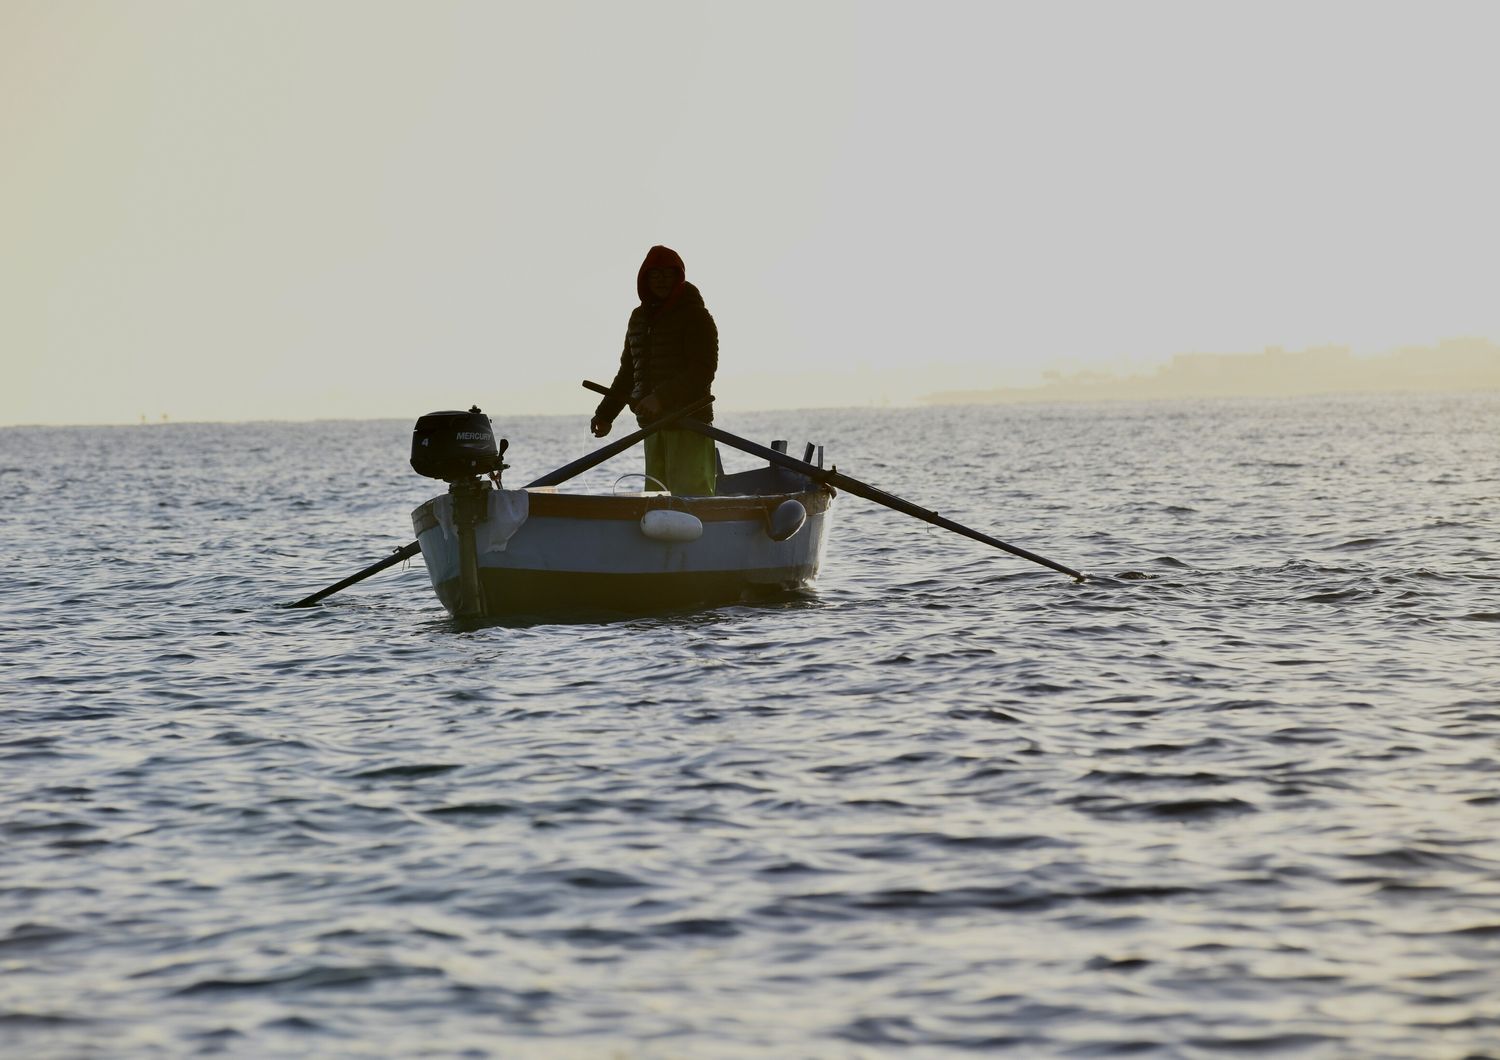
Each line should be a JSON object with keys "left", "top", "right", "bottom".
{"left": 691, "top": 418, "right": 1086, "bottom": 582}
{"left": 288, "top": 541, "right": 421, "bottom": 608}
{"left": 579, "top": 380, "right": 1086, "bottom": 582}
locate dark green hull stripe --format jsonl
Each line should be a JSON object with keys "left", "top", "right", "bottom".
{"left": 435, "top": 566, "right": 817, "bottom": 617}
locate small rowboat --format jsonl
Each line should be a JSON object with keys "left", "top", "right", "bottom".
{"left": 285, "top": 392, "right": 1084, "bottom": 616}
{"left": 411, "top": 461, "right": 834, "bottom": 618}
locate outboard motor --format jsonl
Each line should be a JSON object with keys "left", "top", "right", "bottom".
{"left": 410, "top": 406, "right": 509, "bottom": 619}
{"left": 411, "top": 406, "right": 508, "bottom": 483}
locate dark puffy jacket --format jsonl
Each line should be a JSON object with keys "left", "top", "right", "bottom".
{"left": 595, "top": 246, "right": 718, "bottom": 425}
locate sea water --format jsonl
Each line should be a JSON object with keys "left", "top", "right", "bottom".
{"left": 2, "top": 393, "right": 1497, "bottom": 1057}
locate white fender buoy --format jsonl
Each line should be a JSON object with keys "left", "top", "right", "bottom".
{"left": 766, "top": 499, "right": 807, "bottom": 542}
{"left": 641, "top": 508, "right": 703, "bottom": 543}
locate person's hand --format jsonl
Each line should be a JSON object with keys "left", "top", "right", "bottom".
{"left": 636, "top": 394, "right": 664, "bottom": 419}
{"left": 590, "top": 415, "right": 612, "bottom": 438}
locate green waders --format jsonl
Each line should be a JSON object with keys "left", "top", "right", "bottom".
{"left": 644, "top": 429, "right": 716, "bottom": 495}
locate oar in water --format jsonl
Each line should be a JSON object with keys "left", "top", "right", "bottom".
{"left": 582, "top": 380, "right": 1086, "bottom": 582}
{"left": 285, "top": 541, "right": 424, "bottom": 609}
{"left": 285, "top": 393, "right": 715, "bottom": 608}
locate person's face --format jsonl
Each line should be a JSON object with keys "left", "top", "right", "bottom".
{"left": 646, "top": 267, "right": 677, "bottom": 300}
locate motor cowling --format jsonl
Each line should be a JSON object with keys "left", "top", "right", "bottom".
{"left": 411, "top": 406, "right": 506, "bottom": 482}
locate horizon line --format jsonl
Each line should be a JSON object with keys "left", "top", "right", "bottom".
{"left": 5, "top": 384, "right": 1497, "bottom": 430}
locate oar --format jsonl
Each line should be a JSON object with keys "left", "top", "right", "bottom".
{"left": 523, "top": 391, "right": 710, "bottom": 487}
{"left": 582, "top": 380, "right": 1086, "bottom": 582}
{"left": 285, "top": 393, "right": 715, "bottom": 608}
{"left": 286, "top": 541, "right": 423, "bottom": 609}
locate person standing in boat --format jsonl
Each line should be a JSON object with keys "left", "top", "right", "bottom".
{"left": 590, "top": 245, "right": 718, "bottom": 495}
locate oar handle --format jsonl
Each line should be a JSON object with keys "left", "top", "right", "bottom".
{"left": 525, "top": 392, "right": 713, "bottom": 488}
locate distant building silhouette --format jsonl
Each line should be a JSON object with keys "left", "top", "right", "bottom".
{"left": 924, "top": 338, "right": 1500, "bottom": 405}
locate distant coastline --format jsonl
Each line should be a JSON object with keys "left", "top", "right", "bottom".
{"left": 924, "top": 337, "right": 1500, "bottom": 405}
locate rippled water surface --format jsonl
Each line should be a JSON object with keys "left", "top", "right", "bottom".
{"left": 3, "top": 394, "right": 1498, "bottom": 1058}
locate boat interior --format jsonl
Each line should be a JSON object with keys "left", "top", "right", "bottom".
{"left": 716, "top": 463, "right": 819, "bottom": 497}
{"left": 715, "top": 442, "right": 823, "bottom": 497}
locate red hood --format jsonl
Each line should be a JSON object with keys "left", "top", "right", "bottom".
{"left": 636, "top": 245, "right": 687, "bottom": 305}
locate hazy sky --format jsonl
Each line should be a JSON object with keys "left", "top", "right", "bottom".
{"left": 4, "top": 1, "right": 1496, "bottom": 425}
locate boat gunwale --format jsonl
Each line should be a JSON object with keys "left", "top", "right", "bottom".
{"left": 413, "top": 483, "right": 832, "bottom": 534}
{"left": 525, "top": 484, "right": 833, "bottom": 522}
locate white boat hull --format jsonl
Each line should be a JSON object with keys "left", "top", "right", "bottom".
{"left": 412, "top": 482, "right": 834, "bottom": 617}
